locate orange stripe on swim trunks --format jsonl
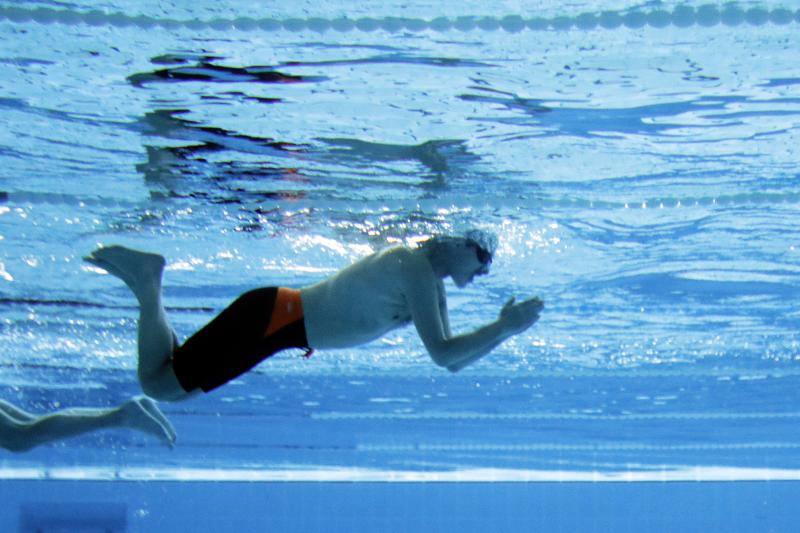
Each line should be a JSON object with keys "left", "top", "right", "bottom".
{"left": 266, "top": 287, "right": 303, "bottom": 336}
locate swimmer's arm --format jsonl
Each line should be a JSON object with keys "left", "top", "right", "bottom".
{"left": 436, "top": 279, "right": 452, "bottom": 339}
{"left": 403, "top": 258, "right": 520, "bottom": 372}
{"left": 438, "top": 297, "right": 543, "bottom": 372}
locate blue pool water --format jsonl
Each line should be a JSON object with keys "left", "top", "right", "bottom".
{"left": 1, "top": 1, "right": 800, "bottom": 530}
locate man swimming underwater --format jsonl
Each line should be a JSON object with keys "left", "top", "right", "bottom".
{"left": 84, "top": 230, "right": 544, "bottom": 401}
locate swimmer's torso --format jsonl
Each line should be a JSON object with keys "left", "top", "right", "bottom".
{"left": 301, "top": 246, "right": 424, "bottom": 349}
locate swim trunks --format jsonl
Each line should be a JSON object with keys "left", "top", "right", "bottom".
{"left": 172, "top": 287, "right": 312, "bottom": 393}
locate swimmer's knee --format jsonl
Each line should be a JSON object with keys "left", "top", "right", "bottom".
{"left": 139, "top": 380, "right": 169, "bottom": 402}
{"left": 138, "top": 366, "right": 188, "bottom": 402}
{"left": 140, "top": 381, "right": 184, "bottom": 402}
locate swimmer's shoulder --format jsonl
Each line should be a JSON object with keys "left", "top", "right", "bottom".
{"left": 384, "top": 245, "right": 435, "bottom": 280}
{"left": 380, "top": 244, "right": 421, "bottom": 264}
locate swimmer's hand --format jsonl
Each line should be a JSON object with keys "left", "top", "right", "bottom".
{"left": 499, "top": 296, "right": 544, "bottom": 335}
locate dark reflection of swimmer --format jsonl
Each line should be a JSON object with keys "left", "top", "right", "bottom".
{"left": 0, "top": 396, "right": 176, "bottom": 452}
{"left": 84, "top": 230, "right": 544, "bottom": 401}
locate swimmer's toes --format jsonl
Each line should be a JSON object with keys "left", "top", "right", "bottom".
{"left": 84, "top": 246, "right": 165, "bottom": 289}
{"left": 83, "top": 255, "right": 130, "bottom": 283}
{"left": 83, "top": 255, "right": 108, "bottom": 270}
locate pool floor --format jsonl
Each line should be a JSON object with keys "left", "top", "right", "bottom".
{"left": 1, "top": 479, "right": 796, "bottom": 532}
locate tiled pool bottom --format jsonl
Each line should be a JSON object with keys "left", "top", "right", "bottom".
{"left": 1, "top": 479, "right": 796, "bottom": 532}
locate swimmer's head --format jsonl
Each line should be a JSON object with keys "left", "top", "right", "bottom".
{"left": 463, "top": 229, "right": 497, "bottom": 277}
{"left": 419, "top": 228, "right": 498, "bottom": 287}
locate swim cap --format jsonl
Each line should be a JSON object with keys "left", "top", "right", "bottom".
{"left": 463, "top": 229, "right": 498, "bottom": 255}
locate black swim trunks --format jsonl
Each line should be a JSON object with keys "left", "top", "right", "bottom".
{"left": 172, "top": 287, "right": 312, "bottom": 393}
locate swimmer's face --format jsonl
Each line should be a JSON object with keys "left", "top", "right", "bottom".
{"left": 452, "top": 240, "right": 492, "bottom": 288}
{"left": 473, "top": 243, "right": 492, "bottom": 275}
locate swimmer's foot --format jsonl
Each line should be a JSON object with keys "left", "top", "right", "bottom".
{"left": 83, "top": 245, "right": 166, "bottom": 302}
{"left": 119, "top": 396, "right": 176, "bottom": 448}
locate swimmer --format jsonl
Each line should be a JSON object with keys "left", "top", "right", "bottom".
{"left": 84, "top": 230, "right": 544, "bottom": 401}
{"left": 0, "top": 396, "right": 176, "bottom": 452}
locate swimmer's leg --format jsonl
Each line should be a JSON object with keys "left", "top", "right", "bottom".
{"left": 84, "top": 245, "right": 188, "bottom": 401}
{"left": 0, "top": 397, "right": 176, "bottom": 452}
